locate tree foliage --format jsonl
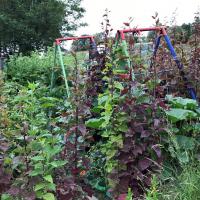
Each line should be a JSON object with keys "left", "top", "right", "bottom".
{"left": 0, "top": 0, "right": 86, "bottom": 54}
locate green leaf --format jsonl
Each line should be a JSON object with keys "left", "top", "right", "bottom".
{"left": 126, "top": 188, "right": 133, "bottom": 200}
{"left": 177, "top": 151, "right": 189, "bottom": 164}
{"left": 106, "top": 149, "right": 117, "bottom": 159}
{"left": 85, "top": 118, "right": 105, "bottom": 129}
{"left": 196, "top": 108, "right": 200, "bottom": 115}
{"left": 98, "top": 95, "right": 109, "bottom": 105}
{"left": 91, "top": 106, "right": 102, "bottom": 113}
{"left": 44, "top": 145, "right": 61, "bottom": 159}
{"left": 50, "top": 160, "right": 67, "bottom": 168}
{"left": 93, "top": 180, "right": 106, "bottom": 192}
{"left": 42, "top": 193, "right": 55, "bottom": 200}
{"left": 114, "top": 81, "right": 124, "bottom": 90}
{"left": 46, "top": 183, "right": 56, "bottom": 191}
{"left": 176, "top": 135, "right": 196, "bottom": 150}
{"left": 101, "top": 130, "right": 113, "bottom": 138}
{"left": 1, "top": 194, "right": 12, "bottom": 200}
{"left": 34, "top": 183, "right": 46, "bottom": 191}
{"left": 166, "top": 95, "right": 198, "bottom": 110}
{"left": 28, "top": 82, "right": 39, "bottom": 91}
{"left": 29, "top": 167, "right": 43, "bottom": 176}
{"left": 194, "top": 123, "right": 200, "bottom": 133}
{"left": 118, "top": 124, "right": 128, "bottom": 132}
{"left": 41, "top": 103, "right": 55, "bottom": 108}
{"left": 44, "top": 175, "right": 53, "bottom": 183}
{"left": 31, "top": 156, "right": 45, "bottom": 161}
{"left": 165, "top": 108, "right": 197, "bottom": 123}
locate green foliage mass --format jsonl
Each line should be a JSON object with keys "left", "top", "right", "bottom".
{"left": 0, "top": 0, "right": 86, "bottom": 54}
{"left": 0, "top": 10, "right": 200, "bottom": 199}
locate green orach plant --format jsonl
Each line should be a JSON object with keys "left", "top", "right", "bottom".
{"left": 164, "top": 95, "right": 200, "bottom": 166}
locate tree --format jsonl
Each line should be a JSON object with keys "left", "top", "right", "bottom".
{"left": 71, "top": 32, "right": 104, "bottom": 52}
{"left": 0, "top": 0, "right": 86, "bottom": 54}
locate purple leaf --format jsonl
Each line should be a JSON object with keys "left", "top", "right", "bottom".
{"left": 122, "top": 138, "right": 134, "bottom": 152}
{"left": 118, "top": 152, "right": 134, "bottom": 164}
{"left": 118, "top": 176, "right": 130, "bottom": 193}
{"left": 118, "top": 171, "right": 131, "bottom": 178}
{"left": 144, "top": 175, "right": 152, "bottom": 186}
{"left": 0, "top": 142, "right": 9, "bottom": 152}
{"left": 154, "top": 119, "right": 160, "bottom": 128}
{"left": 0, "top": 173, "right": 11, "bottom": 184}
{"left": 141, "top": 143, "right": 147, "bottom": 151}
{"left": 132, "top": 122, "right": 144, "bottom": 133}
{"left": 133, "top": 145, "right": 143, "bottom": 156}
{"left": 138, "top": 158, "right": 152, "bottom": 171}
{"left": 118, "top": 194, "right": 127, "bottom": 200}
{"left": 78, "top": 124, "right": 86, "bottom": 136}
{"left": 152, "top": 144, "right": 161, "bottom": 158}
{"left": 141, "top": 130, "right": 150, "bottom": 138}
{"left": 133, "top": 169, "right": 144, "bottom": 180}
{"left": 7, "top": 186, "right": 21, "bottom": 195}
{"left": 23, "top": 192, "right": 36, "bottom": 200}
{"left": 125, "top": 129, "right": 135, "bottom": 137}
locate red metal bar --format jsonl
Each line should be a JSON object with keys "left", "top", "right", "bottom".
{"left": 122, "top": 26, "right": 166, "bottom": 33}
{"left": 55, "top": 36, "right": 95, "bottom": 45}
{"left": 116, "top": 26, "right": 167, "bottom": 40}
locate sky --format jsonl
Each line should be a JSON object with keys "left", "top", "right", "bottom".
{"left": 76, "top": 0, "right": 200, "bottom": 35}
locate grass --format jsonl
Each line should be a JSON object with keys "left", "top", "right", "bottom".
{"left": 64, "top": 51, "right": 88, "bottom": 68}
{"left": 158, "top": 163, "right": 200, "bottom": 200}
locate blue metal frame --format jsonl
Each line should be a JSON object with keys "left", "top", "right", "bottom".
{"left": 152, "top": 34, "right": 197, "bottom": 100}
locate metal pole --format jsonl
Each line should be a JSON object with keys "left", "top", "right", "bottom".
{"left": 149, "top": 35, "right": 161, "bottom": 68}
{"left": 163, "top": 34, "right": 197, "bottom": 100}
{"left": 50, "top": 45, "right": 57, "bottom": 92}
{"left": 57, "top": 44, "right": 70, "bottom": 98}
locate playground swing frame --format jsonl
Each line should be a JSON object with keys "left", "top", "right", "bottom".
{"left": 51, "top": 36, "right": 98, "bottom": 98}
{"left": 113, "top": 26, "right": 197, "bottom": 100}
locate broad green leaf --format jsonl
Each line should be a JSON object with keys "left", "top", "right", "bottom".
{"left": 114, "top": 81, "right": 124, "bottom": 90}
{"left": 44, "top": 175, "right": 53, "bottom": 183}
{"left": 42, "top": 193, "right": 55, "bottom": 200}
{"left": 98, "top": 95, "right": 109, "bottom": 105}
{"left": 91, "top": 106, "right": 102, "bottom": 113}
{"left": 177, "top": 151, "right": 189, "bottom": 164}
{"left": 40, "top": 97, "right": 59, "bottom": 102}
{"left": 101, "top": 130, "right": 113, "bottom": 138}
{"left": 106, "top": 149, "right": 117, "bottom": 159}
{"left": 46, "top": 183, "right": 56, "bottom": 191}
{"left": 85, "top": 118, "right": 105, "bottom": 129}
{"left": 50, "top": 160, "right": 67, "bottom": 168}
{"left": 31, "top": 156, "right": 45, "bottom": 161}
{"left": 166, "top": 95, "right": 198, "bottom": 110}
{"left": 41, "top": 103, "right": 55, "bottom": 108}
{"left": 126, "top": 188, "right": 133, "bottom": 200}
{"left": 106, "top": 160, "right": 118, "bottom": 173}
{"left": 28, "top": 82, "right": 39, "bottom": 91}
{"left": 29, "top": 167, "right": 43, "bottom": 176}
{"left": 44, "top": 145, "right": 61, "bottom": 159}
{"left": 175, "top": 135, "right": 196, "bottom": 150}
{"left": 1, "top": 194, "right": 12, "bottom": 200}
{"left": 34, "top": 183, "right": 46, "bottom": 191}
{"left": 194, "top": 123, "right": 200, "bottom": 133}
{"left": 118, "top": 124, "right": 128, "bottom": 133}
{"left": 110, "top": 135, "right": 123, "bottom": 146}
{"left": 93, "top": 180, "right": 106, "bottom": 192}
{"left": 3, "top": 157, "right": 12, "bottom": 165}
{"left": 196, "top": 108, "right": 200, "bottom": 116}
{"left": 165, "top": 108, "right": 197, "bottom": 123}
